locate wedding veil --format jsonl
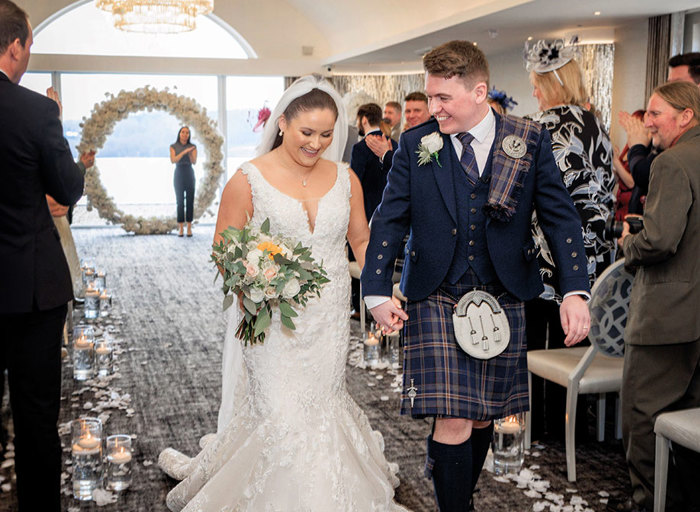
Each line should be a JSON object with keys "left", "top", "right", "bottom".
{"left": 255, "top": 75, "right": 348, "bottom": 162}
{"left": 218, "top": 75, "right": 348, "bottom": 433}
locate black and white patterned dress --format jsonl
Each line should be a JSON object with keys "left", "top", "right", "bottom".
{"left": 527, "top": 105, "right": 615, "bottom": 299}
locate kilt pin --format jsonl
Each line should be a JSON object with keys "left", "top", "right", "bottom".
{"left": 361, "top": 111, "right": 590, "bottom": 421}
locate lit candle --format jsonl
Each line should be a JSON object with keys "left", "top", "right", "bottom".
{"left": 95, "top": 342, "right": 111, "bottom": 356}
{"left": 364, "top": 333, "right": 379, "bottom": 346}
{"left": 108, "top": 447, "right": 132, "bottom": 464}
{"left": 74, "top": 335, "right": 92, "bottom": 349}
{"left": 496, "top": 415, "right": 522, "bottom": 434}
{"left": 76, "top": 432, "right": 100, "bottom": 451}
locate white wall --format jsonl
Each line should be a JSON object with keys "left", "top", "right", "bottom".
{"left": 488, "top": 48, "right": 540, "bottom": 118}
{"left": 609, "top": 20, "right": 649, "bottom": 148}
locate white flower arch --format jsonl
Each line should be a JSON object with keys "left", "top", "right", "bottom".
{"left": 76, "top": 86, "right": 225, "bottom": 234}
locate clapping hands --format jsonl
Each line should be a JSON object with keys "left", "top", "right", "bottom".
{"left": 365, "top": 134, "right": 393, "bottom": 159}
{"left": 618, "top": 111, "right": 651, "bottom": 148}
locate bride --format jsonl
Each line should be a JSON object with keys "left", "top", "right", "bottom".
{"left": 159, "top": 75, "right": 408, "bottom": 511}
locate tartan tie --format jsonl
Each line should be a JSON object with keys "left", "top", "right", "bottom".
{"left": 458, "top": 132, "right": 479, "bottom": 185}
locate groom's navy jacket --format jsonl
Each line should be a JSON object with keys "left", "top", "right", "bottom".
{"left": 361, "top": 112, "right": 589, "bottom": 302}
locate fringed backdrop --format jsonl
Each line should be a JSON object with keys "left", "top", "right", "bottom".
{"left": 578, "top": 43, "right": 616, "bottom": 131}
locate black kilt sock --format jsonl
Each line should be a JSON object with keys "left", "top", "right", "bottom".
{"left": 426, "top": 435, "right": 473, "bottom": 512}
{"left": 470, "top": 422, "right": 494, "bottom": 495}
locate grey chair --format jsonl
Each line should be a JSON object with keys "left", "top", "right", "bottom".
{"left": 525, "top": 258, "right": 634, "bottom": 481}
{"left": 653, "top": 407, "right": 700, "bottom": 512}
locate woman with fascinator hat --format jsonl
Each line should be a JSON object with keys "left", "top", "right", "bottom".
{"left": 158, "top": 75, "right": 408, "bottom": 511}
{"left": 524, "top": 38, "right": 616, "bottom": 440}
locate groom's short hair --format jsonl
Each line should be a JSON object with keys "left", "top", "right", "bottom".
{"left": 423, "top": 41, "right": 490, "bottom": 90}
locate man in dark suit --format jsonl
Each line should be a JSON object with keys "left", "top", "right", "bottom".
{"left": 619, "top": 81, "right": 700, "bottom": 512}
{"left": 350, "top": 103, "right": 398, "bottom": 223}
{"left": 361, "top": 40, "right": 591, "bottom": 511}
{"left": 0, "top": 2, "right": 85, "bottom": 509}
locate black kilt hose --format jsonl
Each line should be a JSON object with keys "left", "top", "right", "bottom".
{"left": 401, "top": 270, "right": 529, "bottom": 419}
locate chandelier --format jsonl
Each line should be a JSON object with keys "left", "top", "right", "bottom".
{"left": 96, "top": 0, "right": 214, "bottom": 33}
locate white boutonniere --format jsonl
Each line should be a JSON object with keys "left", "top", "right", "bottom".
{"left": 416, "top": 132, "right": 444, "bottom": 167}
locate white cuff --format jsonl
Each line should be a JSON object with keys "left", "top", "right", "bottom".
{"left": 563, "top": 291, "right": 591, "bottom": 303}
{"left": 364, "top": 295, "right": 390, "bottom": 309}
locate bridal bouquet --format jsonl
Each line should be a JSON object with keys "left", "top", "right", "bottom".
{"left": 212, "top": 218, "right": 330, "bottom": 345}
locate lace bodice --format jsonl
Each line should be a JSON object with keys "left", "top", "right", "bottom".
{"left": 159, "top": 160, "right": 408, "bottom": 512}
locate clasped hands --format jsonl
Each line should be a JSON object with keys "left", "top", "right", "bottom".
{"left": 368, "top": 296, "right": 408, "bottom": 335}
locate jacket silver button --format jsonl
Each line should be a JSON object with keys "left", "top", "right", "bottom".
{"left": 468, "top": 255, "right": 475, "bottom": 261}
{"left": 451, "top": 228, "right": 457, "bottom": 235}
{"left": 470, "top": 193, "right": 476, "bottom": 199}
{"left": 410, "top": 250, "right": 416, "bottom": 257}
{"left": 470, "top": 224, "right": 476, "bottom": 231}
{"left": 566, "top": 238, "right": 572, "bottom": 244}
{"left": 571, "top": 251, "right": 577, "bottom": 258}
{"left": 377, "top": 254, "right": 383, "bottom": 260}
{"left": 469, "top": 240, "right": 475, "bottom": 247}
{"left": 470, "top": 208, "right": 477, "bottom": 214}
{"left": 376, "top": 269, "right": 382, "bottom": 274}
{"left": 573, "top": 265, "right": 579, "bottom": 271}
{"left": 382, "top": 241, "right": 388, "bottom": 247}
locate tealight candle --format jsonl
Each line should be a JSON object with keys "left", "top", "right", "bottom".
{"left": 495, "top": 415, "right": 522, "bottom": 434}
{"left": 105, "top": 434, "right": 132, "bottom": 491}
{"left": 364, "top": 333, "right": 379, "bottom": 346}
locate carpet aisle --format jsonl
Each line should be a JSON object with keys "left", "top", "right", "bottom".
{"left": 0, "top": 225, "right": 632, "bottom": 511}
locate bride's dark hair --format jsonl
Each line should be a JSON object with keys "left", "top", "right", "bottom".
{"left": 271, "top": 88, "right": 338, "bottom": 151}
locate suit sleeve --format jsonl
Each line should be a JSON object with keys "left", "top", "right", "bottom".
{"left": 37, "top": 100, "right": 85, "bottom": 206}
{"left": 531, "top": 129, "right": 591, "bottom": 295}
{"left": 350, "top": 143, "right": 368, "bottom": 181}
{"left": 623, "top": 152, "right": 691, "bottom": 265}
{"left": 381, "top": 140, "right": 398, "bottom": 170}
{"left": 360, "top": 134, "right": 411, "bottom": 297}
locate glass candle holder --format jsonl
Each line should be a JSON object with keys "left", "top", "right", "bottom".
{"left": 363, "top": 332, "right": 380, "bottom": 368}
{"left": 73, "top": 328, "right": 95, "bottom": 381}
{"left": 492, "top": 414, "right": 525, "bottom": 475}
{"left": 99, "top": 290, "right": 112, "bottom": 317}
{"left": 94, "top": 339, "right": 113, "bottom": 377}
{"left": 71, "top": 417, "right": 103, "bottom": 500}
{"left": 105, "top": 435, "right": 132, "bottom": 491}
{"left": 84, "top": 285, "right": 100, "bottom": 319}
{"left": 386, "top": 331, "right": 401, "bottom": 369}
{"left": 93, "top": 270, "right": 106, "bottom": 292}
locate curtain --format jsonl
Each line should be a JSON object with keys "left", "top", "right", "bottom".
{"left": 645, "top": 15, "right": 671, "bottom": 101}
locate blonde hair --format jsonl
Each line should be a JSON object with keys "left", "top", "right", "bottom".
{"left": 530, "top": 60, "right": 588, "bottom": 109}
{"left": 654, "top": 81, "right": 700, "bottom": 121}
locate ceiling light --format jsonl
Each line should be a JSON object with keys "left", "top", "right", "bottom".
{"left": 96, "top": 0, "right": 214, "bottom": 33}
{"left": 594, "top": 11, "right": 601, "bottom": 16}
{"left": 527, "top": 36, "right": 533, "bottom": 41}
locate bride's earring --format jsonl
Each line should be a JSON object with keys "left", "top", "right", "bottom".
{"left": 278, "top": 130, "right": 283, "bottom": 137}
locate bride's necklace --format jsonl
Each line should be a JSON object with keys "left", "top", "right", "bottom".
{"left": 283, "top": 166, "right": 313, "bottom": 187}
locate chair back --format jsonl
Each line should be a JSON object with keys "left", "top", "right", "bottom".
{"left": 588, "top": 259, "right": 635, "bottom": 358}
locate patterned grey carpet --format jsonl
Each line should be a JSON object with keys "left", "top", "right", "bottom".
{"left": 0, "top": 225, "right": 632, "bottom": 511}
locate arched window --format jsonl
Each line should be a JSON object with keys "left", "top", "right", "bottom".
{"left": 33, "top": 1, "right": 254, "bottom": 59}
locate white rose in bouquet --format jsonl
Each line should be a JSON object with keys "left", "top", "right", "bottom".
{"left": 282, "top": 278, "right": 301, "bottom": 299}
{"left": 247, "top": 286, "right": 265, "bottom": 304}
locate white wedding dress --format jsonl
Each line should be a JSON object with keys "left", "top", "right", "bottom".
{"left": 159, "top": 161, "right": 408, "bottom": 512}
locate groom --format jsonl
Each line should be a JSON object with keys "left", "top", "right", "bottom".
{"left": 362, "top": 40, "right": 591, "bottom": 511}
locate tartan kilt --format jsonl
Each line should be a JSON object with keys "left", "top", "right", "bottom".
{"left": 400, "top": 277, "right": 529, "bottom": 420}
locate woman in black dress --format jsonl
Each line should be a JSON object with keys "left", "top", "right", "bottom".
{"left": 170, "top": 126, "right": 197, "bottom": 237}
{"left": 524, "top": 39, "right": 616, "bottom": 439}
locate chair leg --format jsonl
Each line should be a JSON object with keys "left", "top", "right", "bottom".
{"left": 654, "top": 434, "right": 669, "bottom": 512}
{"left": 359, "top": 282, "right": 365, "bottom": 335}
{"left": 597, "top": 393, "right": 606, "bottom": 442}
{"left": 565, "top": 385, "right": 579, "bottom": 482}
{"left": 615, "top": 394, "right": 623, "bottom": 440}
{"left": 525, "top": 372, "right": 532, "bottom": 450}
